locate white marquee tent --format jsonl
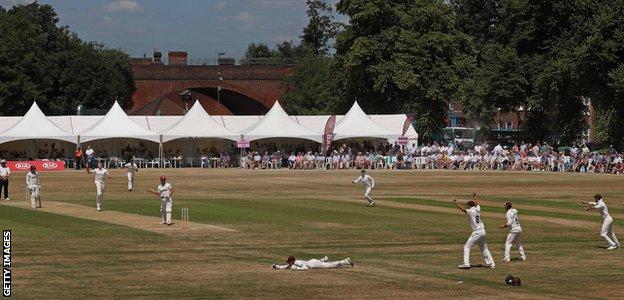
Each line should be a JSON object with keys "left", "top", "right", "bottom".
{"left": 333, "top": 102, "right": 395, "bottom": 140}
{"left": 0, "top": 102, "right": 75, "bottom": 144}
{"left": 161, "top": 101, "right": 238, "bottom": 142}
{"left": 78, "top": 102, "right": 160, "bottom": 143}
{"left": 0, "top": 101, "right": 418, "bottom": 154}
{"left": 241, "top": 101, "right": 322, "bottom": 142}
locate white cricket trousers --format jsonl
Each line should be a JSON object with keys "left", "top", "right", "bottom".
{"left": 127, "top": 173, "right": 134, "bottom": 190}
{"left": 160, "top": 197, "right": 173, "bottom": 224}
{"left": 95, "top": 182, "right": 105, "bottom": 205}
{"left": 601, "top": 216, "right": 620, "bottom": 247}
{"left": 28, "top": 185, "right": 40, "bottom": 209}
{"left": 304, "top": 258, "right": 351, "bottom": 269}
{"left": 463, "top": 229, "right": 494, "bottom": 266}
{"left": 504, "top": 228, "right": 526, "bottom": 260}
{"left": 363, "top": 187, "right": 373, "bottom": 203}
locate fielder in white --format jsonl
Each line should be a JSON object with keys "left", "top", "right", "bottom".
{"left": 148, "top": 176, "right": 174, "bottom": 225}
{"left": 26, "top": 165, "right": 42, "bottom": 209}
{"left": 583, "top": 194, "right": 620, "bottom": 250}
{"left": 271, "top": 255, "right": 353, "bottom": 270}
{"left": 124, "top": 160, "right": 139, "bottom": 191}
{"left": 499, "top": 202, "right": 526, "bottom": 262}
{"left": 87, "top": 162, "right": 111, "bottom": 211}
{"left": 352, "top": 170, "right": 375, "bottom": 206}
{"left": 453, "top": 192, "right": 495, "bottom": 269}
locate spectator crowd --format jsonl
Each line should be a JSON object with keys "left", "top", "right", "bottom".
{"left": 1, "top": 140, "right": 622, "bottom": 175}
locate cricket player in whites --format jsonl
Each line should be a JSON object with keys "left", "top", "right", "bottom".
{"left": 453, "top": 192, "right": 495, "bottom": 269}
{"left": 124, "top": 159, "right": 139, "bottom": 191}
{"left": 499, "top": 202, "right": 526, "bottom": 262}
{"left": 87, "top": 162, "right": 111, "bottom": 211}
{"left": 583, "top": 194, "right": 620, "bottom": 250}
{"left": 352, "top": 170, "right": 375, "bottom": 206}
{"left": 148, "top": 176, "right": 174, "bottom": 225}
{"left": 271, "top": 255, "right": 353, "bottom": 270}
{"left": 26, "top": 165, "right": 42, "bottom": 209}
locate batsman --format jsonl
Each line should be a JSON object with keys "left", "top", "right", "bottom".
{"left": 26, "top": 165, "right": 42, "bottom": 209}
{"left": 147, "top": 176, "right": 174, "bottom": 225}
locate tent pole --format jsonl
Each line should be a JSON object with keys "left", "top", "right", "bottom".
{"left": 158, "top": 135, "right": 163, "bottom": 168}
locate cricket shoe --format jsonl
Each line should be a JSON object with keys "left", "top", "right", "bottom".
{"left": 486, "top": 263, "right": 496, "bottom": 269}
{"left": 520, "top": 256, "right": 527, "bottom": 261}
{"left": 368, "top": 201, "right": 375, "bottom": 207}
{"left": 347, "top": 258, "right": 354, "bottom": 267}
{"left": 500, "top": 258, "right": 510, "bottom": 262}
{"left": 321, "top": 256, "right": 328, "bottom": 262}
{"left": 458, "top": 263, "right": 470, "bottom": 269}
{"left": 607, "top": 245, "right": 619, "bottom": 250}
{"left": 96, "top": 204, "right": 102, "bottom": 211}
{"left": 4, "top": 198, "right": 9, "bottom": 201}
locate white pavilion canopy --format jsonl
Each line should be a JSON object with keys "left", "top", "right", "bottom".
{"left": 78, "top": 101, "right": 160, "bottom": 143}
{"left": 333, "top": 102, "right": 395, "bottom": 140}
{"left": 161, "top": 100, "right": 238, "bottom": 142}
{"left": 241, "top": 101, "right": 322, "bottom": 142}
{"left": 0, "top": 102, "right": 75, "bottom": 144}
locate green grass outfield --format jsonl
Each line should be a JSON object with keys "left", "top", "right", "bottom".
{"left": 1, "top": 169, "right": 623, "bottom": 298}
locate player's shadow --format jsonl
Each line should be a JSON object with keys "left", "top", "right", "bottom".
{"left": 470, "top": 264, "right": 493, "bottom": 268}
{"left": 595, "top": 245, "right": 609, "bottom": 249}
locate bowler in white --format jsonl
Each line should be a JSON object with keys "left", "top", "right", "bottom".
{"left": 583, "top": 194, "right": 620, "bottom": 250}
{"left": 87, "top": 162, "right": 111, "bottom": 211}
{"left": 124, "top": 160, "right": 139, "bottom": 191}
{"left": 499, "top": 202, "right": 526, "bottom": 262}
{"left": 352, "top": 170, "right": 375, "bottom": 206}
{"left": 453, "top": 192, "right": 495, "bottom": 269}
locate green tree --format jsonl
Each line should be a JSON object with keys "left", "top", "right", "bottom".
{"left": 243, "top": 42, "right": 273, "bottom": 59}
{"left": 301, "top": 0, "right": 338, "bottom": 55}
{"left": 0, "top": 2, "right": 133, "bottom": 115}
{"left": 281, "top": 56, "right": 337, "bottom": 114}
{"left": 333, "top": 0, "right": 475, "bottom": 140}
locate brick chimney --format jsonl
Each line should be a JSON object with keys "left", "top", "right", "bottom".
{"left": 153, "top": 50, "right": 163, "bottom": 64}
{"left": 168, "top": 51, "right": 188, "bottom": 65}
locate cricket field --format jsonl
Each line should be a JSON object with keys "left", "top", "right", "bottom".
{"left": 1, "top": 169, "right": 623, "bottom": 299}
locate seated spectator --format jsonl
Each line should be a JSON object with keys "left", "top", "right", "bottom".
{"left": 288, "top": 153, "right": 296, "bottom": 169}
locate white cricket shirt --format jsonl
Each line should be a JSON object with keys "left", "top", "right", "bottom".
{"left": 467, "top": 205, "right": 485, "bottom": 231}
{"left": 505, "top": 208, "right": 521, "bottom": 230}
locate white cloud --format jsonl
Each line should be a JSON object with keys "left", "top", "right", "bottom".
{"left": 232, "top": 12, "right": 254, "bottom": 23}
{"left": 103, "top": 16, "right": 113, "bottom": 25}
{"left": 104, "top": 1, "right": 144, "bottom": 14}
{"left": 215, "top": 1, "right": 227, "bottom": 10}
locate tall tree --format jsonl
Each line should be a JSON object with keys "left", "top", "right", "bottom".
{"left": 333, "top": 0, "right": 475, "bottom": 140}
{"left": 243, "top": 42, "right": 273, "bottom": 59}
{"left": 0, "top": 2, "right": 133, "bottom": 115}
{"left": 301, "top": 0, "right": 338, "bottom": 55}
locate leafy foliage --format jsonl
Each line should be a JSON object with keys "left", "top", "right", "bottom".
{"left": 0, "top": 3, "right": 134, "bottom": 115}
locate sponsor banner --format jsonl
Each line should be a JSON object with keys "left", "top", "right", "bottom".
{"left": 402, "top": 114, "right": 414, "bottom": 136}
{"left": 323, "top": 115, "right": 337, "bottom": 155}
{"left": 397, "top": 136, "right": 409, "bottom": 145}
{"left": 6, "top": 161, "right": 65, "bottom": 172}
{"left": 237, "top": 139, "right": 250, "bottom": 149}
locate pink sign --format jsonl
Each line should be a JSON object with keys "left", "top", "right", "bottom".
{"left": 6, "top": 160, "right": 65, "bottom": 172}
{"left": 237, "top": 139, "right": 250, "bottom": 148}
{"left": 397, "top": 136, "right": 409, "bottom": 146}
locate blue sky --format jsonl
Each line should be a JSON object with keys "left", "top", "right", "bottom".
{"left": 1, "top": 0, "right": 342, "bottom": 60}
